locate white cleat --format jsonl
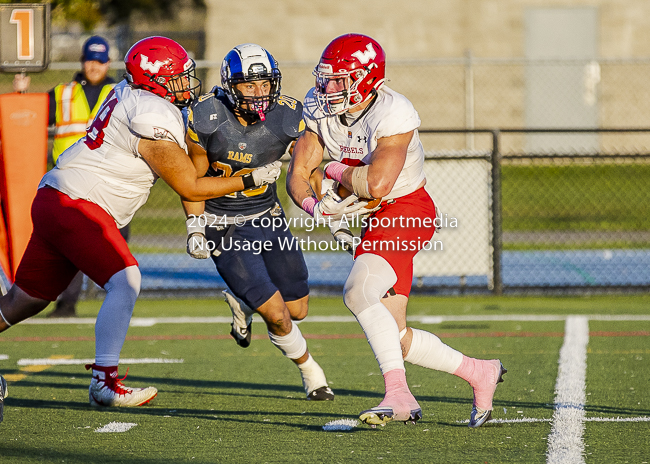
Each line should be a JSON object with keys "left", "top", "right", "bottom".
{"left": 223, "top": 290, "right": 254, "bottom": 348}
{"left": 86, "top": 364, "right": 157, "bottom": 407}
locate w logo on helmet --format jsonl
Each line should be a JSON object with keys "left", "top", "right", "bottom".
{"left": 140, "top": 54, "right": 166, "bottom": 73}
{"left": 351, "top": 43, "right": 377, "bottom": 65}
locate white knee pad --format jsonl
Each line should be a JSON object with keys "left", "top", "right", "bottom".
{"left": 104, "top": 265, "right": 141, "bottom": 303}
{"left": 343, "top": 254, "right": 397, "bottom": 317}
{"left": 268, "top": 321, "right": 307, "bottom": 360}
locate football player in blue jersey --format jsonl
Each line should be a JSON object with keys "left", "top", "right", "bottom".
{"left": 183, "top": 44, "right": 334, "bottom": 401}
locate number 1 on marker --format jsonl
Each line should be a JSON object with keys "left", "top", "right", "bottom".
{"left": 10, "top": 9, "right": 34, "bottom": 60}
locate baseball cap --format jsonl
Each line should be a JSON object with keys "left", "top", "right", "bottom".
{"left": 82, "top": 36, "right": 110, "bottom": 63}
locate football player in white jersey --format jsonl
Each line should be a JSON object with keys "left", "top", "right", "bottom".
{"left": 287, "top": 33, "right": 506, "bottom": 428}
{"left": 0, "top": 37, "right": 282, "bottom": 411}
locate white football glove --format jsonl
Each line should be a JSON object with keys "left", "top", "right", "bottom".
{"left": 250, "top": 160, "right": 282, "bottom": 186}
{"left": 314, "top": 188, "right": 369, "bottom": 223}
{"left": 329, "top": 218, "right": 356, "bottom": 255}
{"left": 186, "top": 216, "right": 210, "bottom": 259}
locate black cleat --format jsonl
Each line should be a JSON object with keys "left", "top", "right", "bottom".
{"left": 307, "top": 386, "right": 335, "bottom": 401}
{"left": 223, "top": 290, "right": 253, "bottom": 348}
{"left": 230, "top": 321, "right": 252, "bottom": 348}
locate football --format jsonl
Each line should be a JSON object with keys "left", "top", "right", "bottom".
{"left": 336, "top": 182, "right": 382, "bottom": 209}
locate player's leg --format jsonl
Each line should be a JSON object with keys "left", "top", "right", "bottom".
{"left": 212, "top": 218, "right": 333, "bottom": 400}
{"left": 344, "top": 253, "right": 421, "bottom": 425}
{"left": 40, "top": 188, "right": 156, "bottom": 407}
{"left": 48, "top": 271, "right": 83, "bottom": 318}
{"left": 399, "top": 324, "right": 506, "bottom": 428}
{"left": 0, "top": 285, "right": 51, "bottom": 331}
{"left": 86, "top": 266, "right": 157, "bottom": 407}
{"left": 1, "top": 188, "right": 82, "bottom": 329}
{"left": 263, "top": 213, "right": 333, "bottom": 400}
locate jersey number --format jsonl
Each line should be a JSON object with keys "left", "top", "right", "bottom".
{"left": 212, "top": 161, "right": 268, "bottom": 198}
{"left": 85, "top": 89, "right": 117, "bottom": 150}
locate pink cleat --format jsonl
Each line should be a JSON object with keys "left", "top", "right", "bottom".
{"left": 359, "top": 389, "right": 422, "bottom": 427}
{"left": 359, "top": 370, "right": 422, "bottom": 427}
{"left": 463, "top": 359, "right": 507, "bottom": 428}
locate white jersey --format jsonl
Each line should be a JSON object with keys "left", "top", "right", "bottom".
{"left": 40, "top": 80, "right": 186, "bottom": 228}
{"left": 303, "top": 85, "right": 426, "bottom": 200}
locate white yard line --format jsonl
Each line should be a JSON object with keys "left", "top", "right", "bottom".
{"left": 458, "top": 416, "right": 650, "bottom": 424}
{"left": 18, "top": 314, "right": 650, "bottom": 326}
{"left": 17, "top": 358, "right": 184, "bottom": 366}
{"left": 546, "top": 316, "right": 589, "bottom": 464}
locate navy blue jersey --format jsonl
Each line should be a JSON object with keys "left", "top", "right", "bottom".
{"left": 187, "top": 87, "right": 304, "bottom": 216}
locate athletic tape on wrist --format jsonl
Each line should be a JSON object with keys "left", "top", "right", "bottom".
{"left": 242, "top": 173, "right": 255, "bottom": 189}
{"left": 351, "top": 165, "right": 371, "bottom": 199}
{"left": 186, "top": 216, "right": 206, "bottom": 235}
{"left": 324, "top": 161, "right": 348, "bottom": 182}
{"left": 302, "top": 196, "right": 317, "bottom": 216}
{"left": 399, "top": 328, "right": 408, "bottom": 339}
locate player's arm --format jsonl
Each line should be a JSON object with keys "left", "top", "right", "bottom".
{"left": 138, "top": 138, "right": 280, "bottom": 202}
{"left": 181, "top": 131, "right": 209, "bottom": 217}
{"left": 336, "top": 130, "right": 413, "bottom": 199}
{"left": 286, "top": 128, "right": 325, "bottom": 207}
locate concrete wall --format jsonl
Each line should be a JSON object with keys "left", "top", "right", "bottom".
{"left": 203, "top": 0, "right": 650, "bottom": 63}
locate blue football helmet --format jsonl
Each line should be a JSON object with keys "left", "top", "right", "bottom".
{"left": 220, "top": 43, "right": 282, "bottom": 119}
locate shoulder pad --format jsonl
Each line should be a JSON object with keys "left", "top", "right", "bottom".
{"left": 131, "top": 97, "right": 185, "bottom": 148}
{"left": 372, "top": 87, "right": 420, "bottom": 137}
{"left": 188, "top": 92, "right": 223, "bottom": 136}
{"left": 277, "top": 95, "right": 305, "bottom": 138}
{"left": 302, "top": 87, "right": 322, "bottom": 133}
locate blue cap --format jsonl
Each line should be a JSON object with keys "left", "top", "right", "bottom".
{"left": 82, "top": 36, "right": 110, "bottom": 63}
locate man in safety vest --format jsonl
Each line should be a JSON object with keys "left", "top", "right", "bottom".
{"left": 13, "top": 35, "right": 121, "bottom": 318}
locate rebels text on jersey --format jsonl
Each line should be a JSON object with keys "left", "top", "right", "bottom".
{"left": 303, "top": 85, "right": 426, "bottom": 200}
{"left": 187, "top": 87, "right": 304, "bottom": 217}
{"left": 39, "top": 80, "right": 186, "bottom": 228}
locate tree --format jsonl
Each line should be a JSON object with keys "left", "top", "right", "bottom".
{"left": 0, "top": 0, "right": 204, "bottom": 31}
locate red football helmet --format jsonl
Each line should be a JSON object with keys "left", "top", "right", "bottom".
{"left": 124, "top": 36, "right": 201, "bottom": 108}
{"left": 313, "top": 33, "right": 386, "bottom": 115}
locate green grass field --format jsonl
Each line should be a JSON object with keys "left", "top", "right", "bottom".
{"left": 1, "top": 295, "right": 649, "bottom": 463}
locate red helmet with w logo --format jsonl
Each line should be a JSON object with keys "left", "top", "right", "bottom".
{"left": 124, "top": 36, "right": 201, "bottom": 108}
{"left": 313, "top": 33, "right": 386, "bottom": 115}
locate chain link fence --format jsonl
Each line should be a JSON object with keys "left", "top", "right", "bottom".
{"left": 3, "top": 59, "right": 650, "bottom": 295}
